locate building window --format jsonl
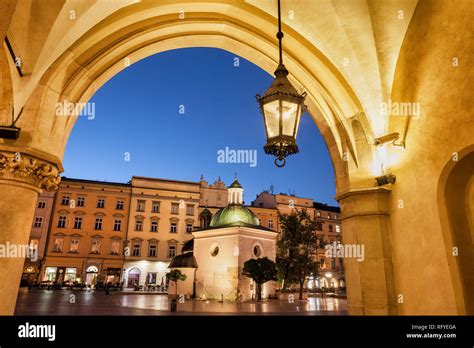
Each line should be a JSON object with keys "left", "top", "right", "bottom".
{"left": 113, "top": 219, "right": 122, "bottom": 231}
{"left": 135, "top": 219, "right": 143, "bottom": 231}
{"left": 186, "top": 204, "right": 194, "bottom": 216}
{"left": 33, "top": 217, "right": 43, "bottom": 228}
{"left": 57, "top": 216, "right": 67, "bottom": 228}
{"left": 116, "top": 200, "right": 124, "bottom": 210}
{"left": 136, "top": 200, "right": 145, "bottom": 212}
{"left": 97, "top": 198, "right": 105, "bottom": 208}
{"left": 167, "top": 245, "right": 176, "bottom": 258}
{"left": 336, "top": 225, "right": 341, "bottom": 233}
{"left": 69, "top": 239, "right": 80, "bottom": 253}
{"left": 110, "top": 241, "right": 120, "bottom": 255}
{"left": 253, "top": 244, "right": 262, "bottom": 257}
{"left": 44, "top": 267, "right": 57, "bottom": 281}
{"left": 327, "top": 213, "right": 331, "bottom": 219}
{"left": 151, "top": 201, "right": 160, "bottom": 213}
{"left": 61, "top": 196, "right": 70, "bottom": 206}
{"left": 150, "top": 220, "right": 158, "bottom": 232}
{"left": 331, "top": 258, "right": 336, "bottom": 269}
{"left": 328, "top": 224, "right": 333, "bottom": 232}
{"left": 94, "top": 217, "right": 103, "bottom": 230}
{"left": 320, "top": 258, "right": 325, "bottom": 267}
{"left": 317, "top": 211, "right": 321, "bottom": 218}
{"left": 132, "top": 243, "right": 141, "bottom": 257}
{"left": 171, "top": 203, "right": 179, "bottom": 214}
{"left": 258, "top": 219, "right": 262, "bottom": 225}
{"left": 91, "top": 240, "right": 101, "bottom": 254}
{"left": 65, "top": 268, "right": 77, "bottom": 282}
{"left": 53, "top": 238, "right": 64, "bottom": 252}
{"left": 268, "top": 219, "right": 274, "bottom": 229}
{"left": 186, "top": 223, "right": 193, "bottom": 233}
{"left": 73, "top": 217, "right": 83, "bottom": 229}
{"left": 37, "top": 201, "right": 46, "bottom": 209}
{"left": 170, "top": 222, "right": 177, "bottom": 233}
{"left": 148, "top": 244, "right": 157, "bottom": 257}
{"left": 77, "top": 197, "right": 85, "bottom": 207}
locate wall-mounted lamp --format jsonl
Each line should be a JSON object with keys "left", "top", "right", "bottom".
{"left": 375, "top": 173, "right": 396, "bottom": 186}
{"left": 0, "top": 107, "right": 23, "bottom": 140}
{"left": 373, "top": 132, "right": 400, "bottom": 146}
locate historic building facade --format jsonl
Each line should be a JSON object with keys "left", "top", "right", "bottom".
{"left": 122, "top": 176, "right": 200, "bottom": 288}
{"left": 29, "top": 175, "right": 342, "bottom": 292}
{"left": 40, "top": 178, "right": 131, "bottom": 286}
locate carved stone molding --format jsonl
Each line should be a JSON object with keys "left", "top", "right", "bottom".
{"left": 0, "top": 151, "right": 61, "bottom": 191}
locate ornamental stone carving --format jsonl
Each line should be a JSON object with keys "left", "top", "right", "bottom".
{"left": 0, "top": 151, "right": 61, "bottom": 191}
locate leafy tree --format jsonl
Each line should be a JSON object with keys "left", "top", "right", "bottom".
{"left": 242, "top": 257, "right": 277, "bottom": 301}
{"left": 167, "top": 269, "right": 187, "bottom": 299}
{"left": 276, "top": 209, "right": 323, "bottom": 299}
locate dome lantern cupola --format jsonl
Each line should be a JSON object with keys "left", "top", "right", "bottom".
{"left": 228, "top": 178, "right": 243, "bottom": 205}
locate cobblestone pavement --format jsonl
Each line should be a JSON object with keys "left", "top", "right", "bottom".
{"left": 14, "top": 289, "right": 347, "bottom": 315}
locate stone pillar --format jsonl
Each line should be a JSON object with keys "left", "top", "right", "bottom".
{"left": 336, "top": 187, "right": 397, "bottom": 315}
{"left": 0, "top": 148, "right": 61, "bottom": 315}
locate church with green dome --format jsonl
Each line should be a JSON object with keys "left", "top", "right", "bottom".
{"left": 168, "top": 178, "right": 278, "bottom": 301}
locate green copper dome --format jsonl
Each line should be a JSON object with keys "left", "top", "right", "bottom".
{"left": 209, "top": 204, "right": 260, "bottom": 227}
{"left": 228, "top": 178, "right": 243, "bottom": 189}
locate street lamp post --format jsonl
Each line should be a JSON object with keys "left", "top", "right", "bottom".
{"left": 256, "top": 0, "right": 307, "bottom": 167}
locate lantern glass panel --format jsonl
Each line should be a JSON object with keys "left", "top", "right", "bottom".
{"left": 263, "top": 100, "right": 280, "bottom": 138}
{"left": 281, "top": 100, "right": 299, "bottom": 137}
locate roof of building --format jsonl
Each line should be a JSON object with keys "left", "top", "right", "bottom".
{"left": 169, "top": 252, "right": 198, "bottom": 269}
{"left": 209, "top": 204, "right": 260, "bottom": 227}
{"left": 61, "top": 176, "right": 130, "bottom": 187}
{"left": 313, "top": 202, "right": 341, "bottom": 213}
{"left": 182, "top": 239, "right": 194, "bottom": 252}
{"left": 195, "top": 222, "right": 275, "bottom": 233}
{"left": 228, "top": 178, "right": 243, "bottom": 189}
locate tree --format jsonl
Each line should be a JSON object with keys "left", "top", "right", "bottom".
{"left": 167, "top": 269, "right": 187, "bottom": 299}
{"left": 276, "top": 209, "right": 323, "bottom": 299}
{"left": 242, "top": 257, "right": 277, "bottom": 301}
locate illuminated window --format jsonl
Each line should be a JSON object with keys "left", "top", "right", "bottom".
{"left": 110, "top": 241, "right": 120, "bottom": 255}
{"left": 69, "top": 239, "right": 80, "bottom": 253}
{"left": 53, "top": 238, "right": 64, "bottom": 252}
{"left": 65, "top": 268, "right": 76, "bottom": 282}
{"left": 336, "top": 225, "right": 341, "bottom": 233}
{"left": 91, "top": 240, "right": 101, "bottom": 254}
{"left": 44, "top": 267, "right": 57, "bottom": 281}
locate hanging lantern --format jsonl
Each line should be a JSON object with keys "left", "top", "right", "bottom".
{"left": 256, "top": 0, "right": 306, "bottom": 167}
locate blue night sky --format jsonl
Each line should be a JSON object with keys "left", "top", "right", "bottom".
{"left": 63, "top": 48, "right": 338, "bottom": 206}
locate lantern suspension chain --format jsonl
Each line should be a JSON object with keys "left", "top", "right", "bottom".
{"left": 277, "top": 0, "right": 284, "bottom": 65}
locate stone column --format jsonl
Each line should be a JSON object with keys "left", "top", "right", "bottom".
{"left": 0, "top": 148, "right": 61, "bottom": 315}
{"left": 336, "top": 187, "right": 397, "bottom": 315}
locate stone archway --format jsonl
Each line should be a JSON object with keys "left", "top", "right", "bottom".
{"left": 437, "top": 146, "right": 474, "bottom": 315}
{"left": 0, "top": 1, "right": 390, "bottom": 315}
